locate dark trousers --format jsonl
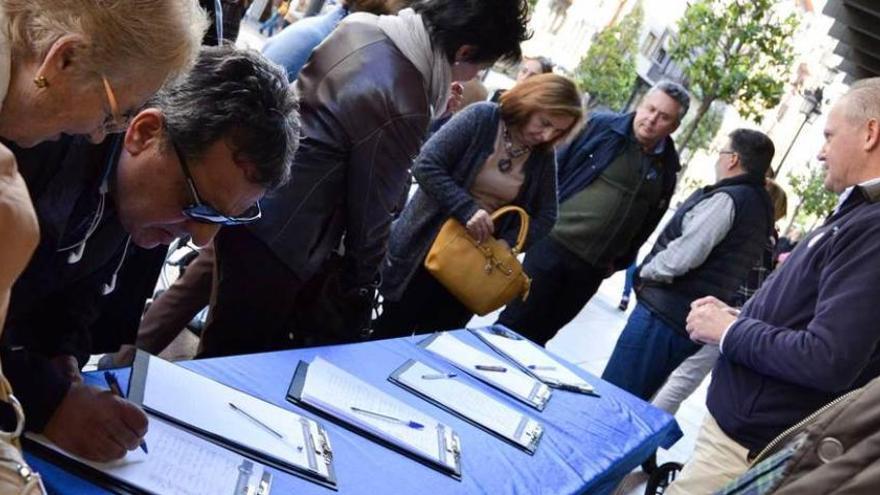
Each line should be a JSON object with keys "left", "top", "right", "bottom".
{"left": 373, "top": 265, "right": 473, "bottom": 340}
{"left": 496, "top": 236, "right": 606, "bottom": 345}
{"left": 601, "top": 302, "right": 702, "bottom": 400}
{"left": 136, "top": 244, "right": 214, "bottom": 354}
{"left": 198, "top": 226, "right": 303, "bottom": 358}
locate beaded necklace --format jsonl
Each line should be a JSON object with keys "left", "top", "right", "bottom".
{"left": 498, "top": 123, "right": 531, "bottom": 173}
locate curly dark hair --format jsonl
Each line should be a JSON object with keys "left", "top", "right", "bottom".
{"left": 413, "top": 0, "right": 532, "bottom": 65}
{"left": 148, "top": 44, "right": 299, "bottom": 190}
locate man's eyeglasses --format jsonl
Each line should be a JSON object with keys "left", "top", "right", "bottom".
{"left": 719, "top": 149, "right": 737, "bottom": 156}
{"left": 101, "top": 76, "right": 135, "bottom": 134}
{"left": 170, "top": 140, "right": 262, "bottom": 225}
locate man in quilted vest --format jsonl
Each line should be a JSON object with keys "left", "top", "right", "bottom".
{"left": 601, "top": 128, "right": 775, "bottom": 401}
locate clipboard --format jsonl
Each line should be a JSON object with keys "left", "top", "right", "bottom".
{"left": 129, "top": 351, "right": 337, "bottom": 490}
{"left": 389, "top": 359, "right": 543, "bottom": 455}
{"left": 25, "top": 414, "right": 275, "bottom": 495}
{"left": 287, "top": 358, "right": 462, "bottom": 479}
{"left": 469, "top": 326, "right": 599, "bottom": 396}
{"left": 417, "top": 332, "right": 552, "bottom": 411}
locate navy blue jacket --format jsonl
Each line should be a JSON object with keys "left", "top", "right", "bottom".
{"left": 555, "top": 111, "right": 680, "bottom": 269}
{"left": 709, "top": 182, "right": 880, "bottom": 452}
{"left": 1, "top": 136, "right": 149, "bottom": 432}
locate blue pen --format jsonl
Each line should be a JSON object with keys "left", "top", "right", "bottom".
{"left": 527, "top": 365, "right": 557, "bottom": 371}
{"left": 103, "top": 371, "right": 149, "bottom": 454}
{"left": 350, "top": 406, "right": 425, "bottom": 430}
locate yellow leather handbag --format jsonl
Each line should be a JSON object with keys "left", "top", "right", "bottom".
{"left": 425, "top": 205, "right": 531, "bottom": 316}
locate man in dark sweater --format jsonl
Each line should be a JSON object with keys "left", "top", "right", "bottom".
{"left": 2, "top": 46, "right": 298, "bottom": 463}
{"left": 601, "top": 128, "right": 774, "bottom": 400}
{"left": 497, "top": 80, "right": 689, "bottom": 345}
{"left": 667, "top": 77, "right": 880, "bottom": 494}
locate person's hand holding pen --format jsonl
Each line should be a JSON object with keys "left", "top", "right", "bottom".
{"left": 43, "top": 375, "right": 149, "bottom": 463}
{"left": 104, "top": 372, "right": 149, "bottom": 454}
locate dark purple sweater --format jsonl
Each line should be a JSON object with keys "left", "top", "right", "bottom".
{"left": 708, "top": 181, "right": 880, "bottom": 452}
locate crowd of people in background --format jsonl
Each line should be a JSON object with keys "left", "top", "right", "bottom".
{"left": 1, "top": 1, "right": 880, "bottom": 493}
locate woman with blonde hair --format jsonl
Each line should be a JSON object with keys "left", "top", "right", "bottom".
{"left": 375, "top": 73, "right": 584, "bottom": 336}
{"left": 0, "top": 0, "right": 208, "bottom": 148}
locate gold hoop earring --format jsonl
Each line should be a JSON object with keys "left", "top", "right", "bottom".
{"left": 33, "top": 76, "right": 49, "bottom": 89}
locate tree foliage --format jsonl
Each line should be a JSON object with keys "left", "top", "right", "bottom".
{"left": 574, "top": 1, "right": 643, "bottom": 111}
{"left": 669, "top": 0, "right": 799, "bottom": 155}
{"left": 786, "top": 165, "right": 837, "bottom": 233}
{"left": 679, "top": 102, "right": 725, "bottom": 163}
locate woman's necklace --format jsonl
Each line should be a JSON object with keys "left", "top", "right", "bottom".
{"left": 498, "top": 123, "right": 531, "bottom": 173}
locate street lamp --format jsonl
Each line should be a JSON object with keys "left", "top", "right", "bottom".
{"left": 773, "top": 86, "right": 824, "bottom": 178}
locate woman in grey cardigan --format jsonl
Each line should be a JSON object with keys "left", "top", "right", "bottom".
{"left": 374, "top": 74, "right": 583, "bottom": 337}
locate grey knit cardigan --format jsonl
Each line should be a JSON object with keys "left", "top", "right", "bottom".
{"left": 380, "top": 102, "right": 559, "bottom": 302}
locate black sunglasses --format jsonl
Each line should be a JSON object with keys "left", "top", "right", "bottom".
{"left": 171, "top": 140, "right": 262, "bottom": 226}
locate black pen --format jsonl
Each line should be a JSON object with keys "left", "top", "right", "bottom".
{"left": 103, "top": 371, "right": 149, "bottom": 454}
{"left": 475, "top": 364, "right": 507, "bottom": 372}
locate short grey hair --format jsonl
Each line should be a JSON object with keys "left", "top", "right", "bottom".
{"left": 841, "top": 77, "right": 880, "bottom": 125}
{"left": 149, "top": 45, "right": 300, "bottom": 190}
{"left": 650, "top": 80, "right": 690, "bottom": 121}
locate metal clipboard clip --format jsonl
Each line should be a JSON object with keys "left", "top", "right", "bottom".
{"left": 447, "top": 431, "right": 462, "bottom": 462}
{"left": 317, "top": 426, "right": 334, "bottom": 464}
{"left": 256, "top": 470, "right": 273, "bottom": 495}
{"left": 531, "top": 383, "right": 552, "bottom": 408}
{"left": 523, "top": 422, "right": 543, "bottom": 450}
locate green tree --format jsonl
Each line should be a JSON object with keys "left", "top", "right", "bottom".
{"left": 679, "top": 102, "right": 725, "bottom": 166}
{"left": 574, "top": 1, "right": 643, "bottom": 111}
{"left": 785, "top": 165, "right": 836, "bottom": 234}
{"left": 669, "top": 0, "right": 799, "bottom": 171}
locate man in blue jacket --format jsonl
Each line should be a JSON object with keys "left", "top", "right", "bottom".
{"left": 497, "top": 80, "right": 689, "bottom": 345}
{"left": 667, "top": 77, "right": 880, "bottom": 494}
{"left": 2, "top": 45, "right": 299, "bottom": 463}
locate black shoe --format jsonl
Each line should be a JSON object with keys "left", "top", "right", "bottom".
{"left": 618, "top": 296, "right": 629, "bottom": 311}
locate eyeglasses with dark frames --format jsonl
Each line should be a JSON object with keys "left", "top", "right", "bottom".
{"left": 170, "top": 140, "right": 262, "bottom": 226}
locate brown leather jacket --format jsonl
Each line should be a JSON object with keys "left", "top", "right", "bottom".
{"left": 248, "top": 14, "right": 430, "bottom": 294}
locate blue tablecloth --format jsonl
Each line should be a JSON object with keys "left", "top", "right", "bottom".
{"left": 26, "top": 328, "right": 681, "bottom": 494}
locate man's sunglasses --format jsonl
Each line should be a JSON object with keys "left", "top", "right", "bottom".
{"left": 171, "top": 140, "right": 262, "bottom": 226}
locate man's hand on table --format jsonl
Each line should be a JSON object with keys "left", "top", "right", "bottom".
{"left": 43, "top": 382, "right": 148, "bottom": 462}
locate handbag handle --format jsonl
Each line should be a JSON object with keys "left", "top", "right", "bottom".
{"left": 0, "top": 375, "right": 24, "bottom": 445}
{"left": 489, "top": 206, "right": 530, "bottom": 254}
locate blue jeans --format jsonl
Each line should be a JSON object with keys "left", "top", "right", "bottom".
{"left": 260, "top": 12, "right": 280, "bottom": 35}
{"left": 621, "top": 262, "right": 637, "bottom": 299}
{"left": 602, "top": 303, "right": 701, "bottom": 400}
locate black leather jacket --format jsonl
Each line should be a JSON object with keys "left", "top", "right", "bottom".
{"left": 248, "top": 15, "right": 432, "bottom": 296}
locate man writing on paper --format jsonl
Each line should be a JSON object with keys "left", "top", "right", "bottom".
{"left": 666, "top": 78, "right": 880, "bottom": 493}
{"left": 1, "top": 45, "right": 299, "bottom": 462}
